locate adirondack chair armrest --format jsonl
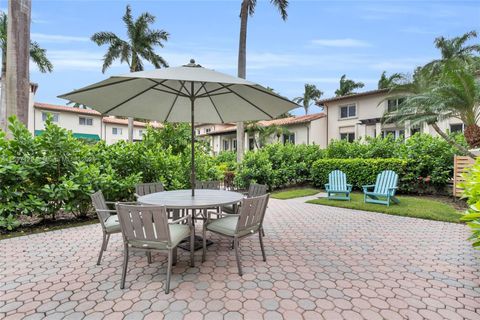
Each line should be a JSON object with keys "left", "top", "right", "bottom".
{"left": 346, "top": 184, "right": 353, "bottom": 191}
{"left": 387, "top": 187, "right": 398, "bottom": 195}
{"left": 104, "top": 201, "right": 118, "bottom": 204}
{"left": 133, "top": 193, "right": 140, "bottom": 199}
{"left": 362, "top": 184, "right": 375, "bottom": 191}
{"left": 324, "top": 183, "right": 330, "bottom": 190}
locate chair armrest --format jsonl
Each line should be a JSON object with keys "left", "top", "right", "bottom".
{"left": 170, "top": 215, "right": 190, "bottom": 225}
{"left": 362, "top": 185, "right": 375, "bottom": 192}
{"left": 324, "top": 183, "right": 330, "bottom": 190}
{"left": 104, "top": 201, "right": 117, "bottom": 204}
{"left": 347, "top": 184, "right": 353, "bottom": 192}
{"left": 95, "top": 209, "right": 117, "bottom": 213}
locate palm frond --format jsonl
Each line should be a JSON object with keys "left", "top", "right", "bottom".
{"left": 29, "top": 41, "right": 53, "bottom": 73}
{"left": 271, "top": 0, "right": 289, "bottom": 20}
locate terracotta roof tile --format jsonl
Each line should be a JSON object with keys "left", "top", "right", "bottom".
{"left": 198, "top": 113, "right": 325, "bottom": 136}
{"left": 34, "top": 102, "right": 102, "bottom": 115}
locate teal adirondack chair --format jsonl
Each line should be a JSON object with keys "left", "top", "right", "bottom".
{"left": 325, "top": 170, "right": 352, "bottom": 201}
{"left": 363, "top": 170, "right": 399, "bottom": 206}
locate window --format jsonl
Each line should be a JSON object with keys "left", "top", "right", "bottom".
{"left": 450, "top": 123, "right": 464, "bottom": 133}
{"left": 196, "top": 129, "right": 201, "bottom": 135}
{"left": 283, "top": 133, "right": 295, "bottom": 145}
{"left": 112, "top": 127, "right": 122, "bottom": 135}
{"left": 233, "top": 139, "right": 237, "bottom": 151}
{"left": 223, "top": 140, "right": 229, "bottom": 150}
{"left": 138, "top": 129, "right": 144, "bottom": 136}
{"left": 79, "top": 117, "right": 93, "bottom": 126}
{"left": 42, "top": 112, "right": 59, "bottom": 122}
{"left": 249, "top": 138, "right": 255, "bottom": 150}
{"left": 382, "top": 129, "right": 405, "bottom": 139}
{"left": 340, "top": 104, "right": 356, "bottom": 119}
{"left": 411, "top": 126, "right": 421, "bottom": 135}
{"left": 206, "top": 128, "right": 211, "bottom": 133}
{"left": 340, "top": 132, "right": 355, "bottom": 142}
{"left": 387, "top": 98, "right": 405, "bottom": 113}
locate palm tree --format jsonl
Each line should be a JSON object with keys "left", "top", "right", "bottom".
{"left": 236, "top": 0, "right": 289, "bottom": 162}
{"left": 378, "top": 71, "right": 405, "bottom": 89}
{"left": 383, "top": 64, "right": 478, "bottom": 158}
{"left": 0, "top": 11, "right": 53, "bottom": 132}
{"left": 335, "top": 74, "right": 365, "bottom": 96}
{"left": 91, "top": 5, "right": 169, "bottom": 142}
{"left": 0, "top": 12, "right": 53, "bottom": 78}
{"left": 293, "top": 83, "right": 323, "bottom": 115}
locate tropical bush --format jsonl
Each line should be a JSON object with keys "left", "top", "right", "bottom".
{"left": 311, "top": 158, "right": 408, "bottom": 189}
{"left": 461, "top": 158, "right": 480, "bottom": 248}
{"left": 0, "top": 117, "right": 221, "bottom": 230}
{"left": 235, "top": 143, "right": 324, "bottom": 189}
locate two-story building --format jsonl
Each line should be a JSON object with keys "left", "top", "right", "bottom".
{"left": 197, "top": 113, "right": 327, "bottom": 155}
{"left": 31, "top": 102, "right": 159, "bottom": 144}
{"left": 316, "top": 89, "right": 466, "bottom": 142}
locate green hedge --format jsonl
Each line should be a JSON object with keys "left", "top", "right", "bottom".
{"left": 311, "top": 158, "right": 408, "bottom": 189}
{"left": 461, "top": 158, "right": 480, "bottom": 248}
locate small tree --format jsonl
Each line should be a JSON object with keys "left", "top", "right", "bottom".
{"left": 335, "top": 74, "right": 365, "bottom": 96}
{"left": 293, "top": 83, "right": 323, "bottom": 115}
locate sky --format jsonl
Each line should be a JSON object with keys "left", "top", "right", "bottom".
{"left": 7, "top": 0, "right": 480, "bottom": 115}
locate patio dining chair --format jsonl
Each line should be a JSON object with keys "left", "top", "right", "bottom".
{"left": 115, "top": 204, "right": 194, "bottom": 293}
{"left": 202, "top": 194, "right": 270, "bottom": 276}
{"left": 134, "top": 182, "right": 165, "bottom": 198}
{"left": 90, "top": 190, "right": 122, "bottom": 265}
{"left": 223, "top": 183, "right": 268, "bottom": 214}
{"left": 195, "top": 180, "right": 221, "bottom": 190}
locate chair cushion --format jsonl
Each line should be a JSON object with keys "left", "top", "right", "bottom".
{"left": 104, "top": 216, "right": 121, "bottom": 233}
{"left": 207, "top": 216, "right": 259, "bottom": 237}
{"left": 128, "top": 224, "right": 190, "bottom": 250}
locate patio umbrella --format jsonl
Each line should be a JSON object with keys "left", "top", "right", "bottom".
{"left": 59, "top": 60, "right": 299, "bottom": 196}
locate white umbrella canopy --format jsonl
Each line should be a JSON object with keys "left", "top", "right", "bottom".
{"left": 59, "top": 60, "right": 299, "bottom": 196}
{"left": 59, "top": 60, "right": 298, "bottom": 123}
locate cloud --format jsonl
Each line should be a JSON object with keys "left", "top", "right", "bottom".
{"left": 31, "top": 33, "right": 90, "bottom": 43}
{"left": 275, "top": 77, "right": 378, "bottom": 84}
{"left": 400, "top": 27, "right": 438, "bottom": 35}
{"left": 370, "top": 58, "right": 431, "bottom": 71}
{"left": 311, "top": 38, "right": 372, "bottom": 48}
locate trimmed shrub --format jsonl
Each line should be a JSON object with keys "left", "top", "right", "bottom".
{"left": 311, "top": 158, "right": 408, "bottom": 189}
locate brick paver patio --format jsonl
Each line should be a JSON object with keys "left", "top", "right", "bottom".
{"left": 1, "top": 198, "right": 479, "bottom": 320}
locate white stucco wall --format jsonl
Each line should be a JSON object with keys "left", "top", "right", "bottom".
{"left": 33, "top": 108, "right": 102, "bottom": 137}
{"left": 103, "top": 122, "right": 146, "bottom": 145}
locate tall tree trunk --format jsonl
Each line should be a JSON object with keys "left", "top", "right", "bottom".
{"left": 236, "top": 0, "right": 248, "bottom": 162}
{"left": 431, "top": 123, "right": 476, "bottom": 158}
{"left": 6, "top": 0, "right": 31, "bottom": 137}
{"left": 0, "top": 49, "right": 7, "bottom": 132}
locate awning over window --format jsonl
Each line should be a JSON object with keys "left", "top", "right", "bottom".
{"left": 34, "top": 130, "right": 101, "bottom": 141}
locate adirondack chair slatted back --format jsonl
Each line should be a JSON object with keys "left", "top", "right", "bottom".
{"left": 236, "top": 194, "right": 269, "bottom": 235}
{"left": 373, "top": 170, "right": 398, "bottom": 194}
{"left": 90, "top": 190, "right": 110, "bottom": 223}
{"left": 195, "top": 180, "right": 221, "bottom": 190}
{"left": 247, "top": 183, "right": 268, "bottom": 198}
{"left": 116, "top": 204, "right": 171, "bottom": 246}
{"left": 135, "top": 182, "right": 165, "bottom": 196}
{"left": 329, "top": 170, "right": 347, "bottom": 191}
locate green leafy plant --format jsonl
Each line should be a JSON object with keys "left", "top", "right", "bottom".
{"left": 461, "top": 158, "right": 480, "bottom": 248}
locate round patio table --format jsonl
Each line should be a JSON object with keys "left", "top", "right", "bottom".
{"left": 137, "top": 189, "right": 244, "bottom": 251}
{"left": 137, "top": 189, "right": 244, "bottom": 209}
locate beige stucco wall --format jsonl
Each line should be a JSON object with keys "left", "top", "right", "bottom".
{"left": 103, "top": 122, "right": 146, "bottom": 145}
{"left": 33, "top": 108, "right": 103, "bottom": 137}
{"left": 324, "top": 93, "right": 468, "bottom": 141}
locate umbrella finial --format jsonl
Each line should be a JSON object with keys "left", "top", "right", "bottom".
{"left": 184, "top": 59, "right": 202, "bottom": 68}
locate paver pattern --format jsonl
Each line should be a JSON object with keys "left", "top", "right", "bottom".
{"left": 1, "top": 198, "right": 479, "bottom": 319}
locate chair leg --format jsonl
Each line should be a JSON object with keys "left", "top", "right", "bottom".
{"left": 104, "top": 234, "right": 110, "bottom": 251}
{"left": 234, "top": 237, "right": 243, "bottom": 276}
{"left": 261, "top": 228, "right": 266, "bottom": 237}
{"left": 190, "top": 226, "right": 195, "bottom": 267}
{"left": 120, "top": 244, "right": 129, "bottom": 289}
{"left": 172, "top": 247, "right": 178, "bottom": 266}
{"left": 166, "top": 249, "right": 173, "bottom": 294}
{"left": 147, "top": 251, "right": 152, "bottom": 264}
{"left": 97, "top": 232, "right": 108, "bottom": 265}
{"left": 259, "top": 229, "right": 267, "bottom": 262}
{"left": 202, "top": 224, "right": 207, "bottom": 263}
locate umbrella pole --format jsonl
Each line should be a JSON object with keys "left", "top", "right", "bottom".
{"left": 191, "top": 95, "right": 195, "bottom": 197}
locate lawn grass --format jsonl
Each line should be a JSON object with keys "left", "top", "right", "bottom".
{"left": 307, "top": 193, "right": 463, "bottom": 223}
{"left": 272, "top": 188, "right": 320, "bottom": 200}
